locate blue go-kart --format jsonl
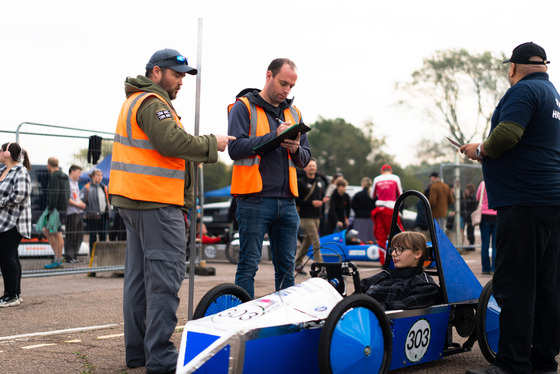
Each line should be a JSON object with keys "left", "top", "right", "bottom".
{"left": 311, "top": 229, "right": 387, "bottom": 264}
{"left": 176, "top": 191, "right": 500, "bottom": 373}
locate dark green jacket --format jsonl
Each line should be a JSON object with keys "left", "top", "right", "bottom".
{"left": 110, "top": 75, "right": 218, "bottom": 211}
{"left": 46, "top": 169, "right": 70, "bottom": 212}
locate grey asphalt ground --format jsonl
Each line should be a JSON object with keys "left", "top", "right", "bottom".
{"left": 0, "top": 249, "right": 558, "bottom": 374}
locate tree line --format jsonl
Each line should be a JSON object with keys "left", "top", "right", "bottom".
{"left": 204, "top": 48, "right": 503, "bottom": 200}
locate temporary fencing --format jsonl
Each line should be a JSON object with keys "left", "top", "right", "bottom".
{"left": 2, "top": 122, "right": 125, "bottom": 277}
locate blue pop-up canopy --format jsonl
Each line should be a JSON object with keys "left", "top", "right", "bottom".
{"left": 79, "top": 153, "right": 112, "bottom": 187}
{"left": 204, "top": 185, "right": 231, "bottom": 198}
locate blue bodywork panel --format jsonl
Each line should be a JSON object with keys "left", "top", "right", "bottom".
{"left": 433, "top": 220, "right": 483, "bottom": 303}
{"left": 185, "top": 331, "right": 230, "bottom": 373}
{"left": 388, "top": 306, "right": 450, "bottom": 370}
{"left": 185, "top": 326, "right": 322, "bottom": 374}
{"left": 243, "top": 327, "right": 321, "bottom": 373}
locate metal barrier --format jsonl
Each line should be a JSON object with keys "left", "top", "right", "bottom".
{"left": 2, "top": 123, "right": 126, "bottom": 277}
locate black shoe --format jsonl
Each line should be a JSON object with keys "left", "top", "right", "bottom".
{"left": 294, "top": 265, "right": 307, "bottom": 275}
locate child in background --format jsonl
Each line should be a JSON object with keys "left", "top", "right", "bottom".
{"left": 327, "top": 178, "right": 350, "bottom": 234}
{"left": 360, "top": 231, "right": 439, "bottom": 310}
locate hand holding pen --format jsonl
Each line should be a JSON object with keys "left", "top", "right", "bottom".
{"left": 276, "top": 118, "right": 300, "bottom": 154}
{"left": 275, "top": 118, "right": 292, "bottom": 136}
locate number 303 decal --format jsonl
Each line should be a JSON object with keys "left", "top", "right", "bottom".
{"left": 213, "top": 305, "right": 265, "bottom": 323}
{"left": 405, "top": 319, "right": 431, "bottom": 363}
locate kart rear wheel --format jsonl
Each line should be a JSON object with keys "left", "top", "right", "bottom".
{"left": 476, "top": 279, "right": 500, "bottom": 363}
{"left": 193, "top": 283, "right": 251, "bottom": 319}
{"left": 225, "top": 242, "right": 240, "bottom": 264}
{"left": 319, "top": 294, "right": 392, "bottom": 374}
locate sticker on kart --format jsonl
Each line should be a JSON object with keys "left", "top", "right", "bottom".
{"left": 212, "top": 305, "right": 265, "bottom": 323}
{"left": 405, "top": 318, "right": 431, "bottom": 363}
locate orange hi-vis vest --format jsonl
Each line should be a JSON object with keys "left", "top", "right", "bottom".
{"left": 229, "top": 97, "right": 301, "bottom": 196}
{"left": 109, "top": 92, "right": 186, "bottom": 206}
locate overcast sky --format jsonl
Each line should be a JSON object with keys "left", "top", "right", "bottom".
{"left": 2, "top": 0, "right": 560, "bottom": 167}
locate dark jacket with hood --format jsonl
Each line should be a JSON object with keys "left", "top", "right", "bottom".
{"left": 296, "top": 173, "right": 326, "bottom": 218}
{"left": 46, "top": 169, "right": 70, "bottom": 212}
{"left": 360, "top": 266, "right": 440, "bottom": 310}
{"left": 228, "top": 90, "right": 311, "bottom": 198}
{"left": 351, "top": 187, "right": 376, "bottom": 219}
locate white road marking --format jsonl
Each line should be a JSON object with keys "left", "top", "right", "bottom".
{"left": 22, "top": 343, "right": 56, "bottom": 350}
{"left": 0, "top": 324, "right": 120, "bottom": 342}
{"left": 97, "top": 333, "right": 124, "bottom": 340}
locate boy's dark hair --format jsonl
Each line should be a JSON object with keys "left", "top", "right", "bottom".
{"left": 391, "top": 231, "right": 429, "bottom": 264}
{"left": 335, "top": 178, "right": 348, "bottom": 188}
{"left": 69, "top": 164, "right": 82, "bottom": 174}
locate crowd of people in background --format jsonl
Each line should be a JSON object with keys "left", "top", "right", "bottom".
{"left": 292, "top": 162, "right": 493, "bottom": 278}
{"left": 40, "top": 160, "right": 124, "bottom": 269}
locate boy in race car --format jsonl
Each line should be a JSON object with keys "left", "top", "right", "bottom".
{"left": 360, "top": 231, "right": 439, "bottom": 310}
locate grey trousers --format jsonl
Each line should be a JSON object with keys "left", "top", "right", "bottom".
{"left": 119, "top": 206, "right": 186, "bottom": 372}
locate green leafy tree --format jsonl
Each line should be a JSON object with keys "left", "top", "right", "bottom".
{"left": 307, "top": 117, "right": 390, "bottom": 185}
{"left": 306, "top": 117, "right": 426, "bottom": 208}
{"left": 202, "top": 160, "right": 232, "bottom": 195}
{"left": 398, "top": 49, "right": 510, "bottom": 164}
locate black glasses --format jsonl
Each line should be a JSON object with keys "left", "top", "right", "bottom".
{"left": 389, "top": 246, "right": 413, "bottom": 256}
{"left": 155, "top": 55, "right": 189, "bottom": 66}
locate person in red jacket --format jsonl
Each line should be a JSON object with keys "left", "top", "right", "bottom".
{"left": 371, "top": 164, "right": 403, "bottom": 248}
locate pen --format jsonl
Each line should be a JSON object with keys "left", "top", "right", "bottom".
{"left": 276, "top": 118, "right": 284, "bottom": 124}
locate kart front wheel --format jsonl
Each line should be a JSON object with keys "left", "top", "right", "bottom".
{"left": 318, "top": 294, "right": 392, "bottom": 374}
{"left": 193, "top": 283, "right": 251, "bottom": 319}
{"left": 476, "top": 279, "right": 500, "bottom": 363}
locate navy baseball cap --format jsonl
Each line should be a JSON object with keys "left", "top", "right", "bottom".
{"left": 503, "top": 42, "right": 550, "bottom": 65}
{"left": 146, "top": 48, "right": 197, "bottom": 75}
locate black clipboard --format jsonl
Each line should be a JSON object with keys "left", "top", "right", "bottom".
{"left": 252, "top": 123, "right": 311, "bottom": 156}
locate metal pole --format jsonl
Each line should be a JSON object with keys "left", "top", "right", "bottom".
{"left": 187, "top": 18, "right": 203, "bottom": 320}
{"left": 454, "top": 151, "right": 461, "bottom": 248}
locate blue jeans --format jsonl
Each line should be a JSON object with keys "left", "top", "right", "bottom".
{"left": 479, "top": 218, "right": 496, "bottom": 272}
{"left": 235, "top": 197, "right": 300, "bottom": 298}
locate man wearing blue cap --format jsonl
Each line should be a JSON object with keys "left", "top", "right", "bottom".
{"left": 109, "top": 48, "right": 234, "bottom": 373}
{"left": 462, "top": 42, "right": 560, "bottom": 374}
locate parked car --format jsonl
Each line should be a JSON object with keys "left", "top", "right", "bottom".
{"left": 201, "top": 200, "right": 233, "bottom": 237}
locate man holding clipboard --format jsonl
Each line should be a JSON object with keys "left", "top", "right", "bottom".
{"left": 228, "top": 58, "right": 311, "bottom": 298}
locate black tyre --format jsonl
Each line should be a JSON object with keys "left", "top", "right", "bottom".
{"left": 225, "top": 241, "right": 240, "bottom": 264}
{"left": 319, "top": 294, "right": 392, "bottom": 374}
{"left": 192, "top": 283, "right": 252, "bottom": 319}
{"left": 476, "top": 279, "right": 500, "bottom": 363}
